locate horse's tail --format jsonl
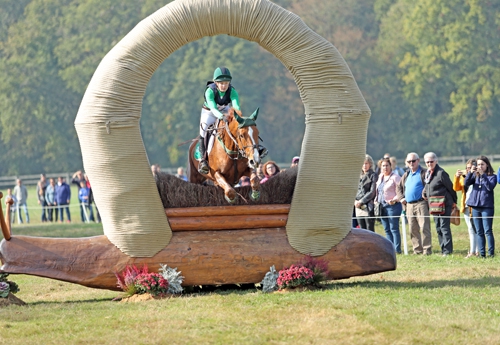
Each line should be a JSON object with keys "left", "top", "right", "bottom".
{"left": 187, "top": 139, "right": 206, "bottom": 184}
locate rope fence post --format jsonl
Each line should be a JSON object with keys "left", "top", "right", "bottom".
{"left": 401, "top": 210, "right": 408, "bottom": 255}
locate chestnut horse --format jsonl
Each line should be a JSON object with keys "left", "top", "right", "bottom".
{"left": 188, "top": 108, "right": 264, "bottom": 203}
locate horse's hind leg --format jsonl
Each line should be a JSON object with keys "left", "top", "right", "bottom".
{"left": 214, "top": 171, "right": 237, "bottom": 203}
{"left": 250, "top": 171, "right": 260, "bottom": 201}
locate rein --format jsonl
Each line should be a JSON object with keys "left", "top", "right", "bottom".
{"left": 217, "top": 122, "right": 246, "bottom": 160}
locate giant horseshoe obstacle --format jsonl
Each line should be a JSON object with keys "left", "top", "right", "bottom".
{"left": 0, "top": 0, "right": 396, "bottom": 290}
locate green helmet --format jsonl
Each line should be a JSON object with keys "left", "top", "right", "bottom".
{"left": 213, "top": 67, "right": 232, "bottom": 82}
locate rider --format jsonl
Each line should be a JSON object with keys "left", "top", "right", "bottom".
{"left": 198, "top": 66, "right": 241, "bottom": 174}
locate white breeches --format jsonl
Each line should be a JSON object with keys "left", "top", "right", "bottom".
{"left": 199, "top": 105, "right": 231, "bottom": 138}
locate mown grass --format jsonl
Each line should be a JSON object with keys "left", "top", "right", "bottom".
{"left": 1, "top": 163, "right": 500, "bottom": 344}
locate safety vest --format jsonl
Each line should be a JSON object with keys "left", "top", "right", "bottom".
{"left": 204, "top": 82, "right": 234, "bottom": 107}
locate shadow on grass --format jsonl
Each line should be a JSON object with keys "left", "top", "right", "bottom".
{"left": 25, "top": 284, "right": 260, "bottom": 305}
{"left": 28, "top": 297, "right": 119, "bottom": 306}
{"left": 17, "top": 277, "right": 500, "bottom": 306}
{"left": 325, "top": 276, "right": 500, "bottom": 290}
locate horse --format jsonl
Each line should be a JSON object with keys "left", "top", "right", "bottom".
{"left": 188, "top": 107, "right": 265, "bottom": 203}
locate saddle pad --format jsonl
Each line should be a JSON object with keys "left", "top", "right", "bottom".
{"left": 194, "top": 135, "right": 215, "bottom": 160}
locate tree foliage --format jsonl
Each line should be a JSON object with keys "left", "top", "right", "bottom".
{"left": 0, "top": 0, "right": 499, "bottom": 175}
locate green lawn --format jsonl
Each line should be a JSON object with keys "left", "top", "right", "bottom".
{"left": 1, "top": 163, "right": 499, "bottom": 344}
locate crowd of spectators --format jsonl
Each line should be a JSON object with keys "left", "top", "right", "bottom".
{"left": 10, "top": 153, "right": 496, "bottom": 259}
{"left": 355, "top": 152, "right": 498, "bottom": 258}
{"left": 7, "top": 171, "right": 101, "bottom": 225}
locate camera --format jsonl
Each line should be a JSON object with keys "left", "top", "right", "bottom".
{"left": 472, "top": 162, "right": 477, "bottom": 167}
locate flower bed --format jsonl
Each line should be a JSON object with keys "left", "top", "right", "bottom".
{"left": 115, "top": 264, "right": 184, "bottom": 300}
{"left": 261, "top": 256, "right": 329, "bottom": 293}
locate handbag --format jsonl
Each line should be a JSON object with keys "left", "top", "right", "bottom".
{"left": 429, "top": 196, "right": 446, "bottom": 215}
{"left": 450, "top": 205, "right": 460, "bottom": 226}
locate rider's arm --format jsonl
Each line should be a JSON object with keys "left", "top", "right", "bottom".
{"left": 230, "top": 88, "right": 241, "bottom": 111}
{"left": 204, "top": 88, "right": 224, "bottom": 119}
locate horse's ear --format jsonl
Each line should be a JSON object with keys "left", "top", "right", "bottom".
{"left": 249, "top": 108, "right": 259, "bottom": 121}
{"left": 234, "top": 111, "right": 245, "bottom": 125}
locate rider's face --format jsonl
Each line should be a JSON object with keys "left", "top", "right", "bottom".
{"left": 215, "top": 81, "right": 230, "bottom": 92}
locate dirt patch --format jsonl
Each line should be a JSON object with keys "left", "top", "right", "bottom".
{"left": 0, "top": 293, "right": 26, "bottom": 307}
{"left": 275, "top": 285, "right": 322, "bottom": 293}
{"left": 119, "top": 293, "right": 175, "bottom": 303}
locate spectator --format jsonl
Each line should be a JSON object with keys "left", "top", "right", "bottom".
{"left": 175, "top": 167, "right": 188, "bottom": 181}
{"left": 290, "top": 156, "right": 299, "bottom": 168}
{"left": 375, "top": 158, "right": 402, "bottom": 254}
{"left": 423, "top": 152, "right": 457, "bottom": 256}
{"left": 453, "top": 159, "right": 478, "bottom": 258}
{"left": 397, "top": 153, "right": 432, "bottom": 255}
{"left": 238, "top": 176, "right": 251, "bottom": 187}
{"left": 390, "top": 156, "right": 405, "bottom": 177}
{"left": 36, "top": 174, "right": 48, "bottom": 222}
{"left": 5, "top": 188, "right": 16, "bottom": 225}
{"left": 72, "top": 170, "right": 86, "bottom": 222}
{"left": 13, "top": 179, "right": 29, "bottom": 224}
{"left": 85, "top": 174, "right": 98, "bottom": 223}
{"left": 151, "top": 164, "right": 161, "bottom": 177}
{"left": 78, "top": 180, "right": 91, "bottom": 222}
{"left": 260, "top": 161, "right": 280, "bottom": 184}
{"left": 45, "top": 178, "right": 58, "bottom": 222}
{"left": 354, "top": 154, "right": 377, "bottom": 231}
{"left": 55, "top": 176, "right": 71, "bottom": 223}
{"left": 375, "top": 153, "right": 391, "bottom": 175}
{"left": 464, "top": 155, "right": 497, "bottom": 258}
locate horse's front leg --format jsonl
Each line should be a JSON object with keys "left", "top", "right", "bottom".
{"left": 214, "top": 171, "right": 237, "bottom": 203}
{"left": 250, "top": 170, "right": 260, "bottom": 201}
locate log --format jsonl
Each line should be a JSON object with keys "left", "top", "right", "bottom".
{"left": 168, "top": 214, "right": 288, "bottom": 231}
{"left": 165, "top": 204, "right": 290, "bottom": 217}
{"left": 0, "top": 193, "right": 11, "bottom": 241}
{"left": 0, "top": 229, "right": 396, "bottom": 291}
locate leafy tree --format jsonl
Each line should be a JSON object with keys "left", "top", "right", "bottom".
{"left": 377, "top": 0, "right": 500, "bottom": 156}
{"left": 0, "top": 0, "right": 81, "bottom": 175}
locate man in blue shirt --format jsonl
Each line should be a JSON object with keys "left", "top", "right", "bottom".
{"left": 396, "top": 152, "right": 432, "bottom": 255}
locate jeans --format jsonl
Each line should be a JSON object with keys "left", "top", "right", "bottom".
{"left": 16, "top": 203, "right": 30, "bottom": 224}
{"left": 80, "top": 203, "right": 95, "bottom": 222}
{"left": 380, "top": 203, "right": 402, "bottom": 253}
{"left": 58, "top": 204, "right": 71, "bottom": 222}
{"left": 472, "top": 207, "right": 495, "bottom": 257}
{"left": 433, "top": 205, "right": 453, "bottom": 254}
{"left": 464, "top": 208, "right": 478, "bottom": 254}
{"left": 47, "top": 203, "right": 58, "bottom": 222}
{"left": 40, "top": 200, "right": 47, "bottom": 222}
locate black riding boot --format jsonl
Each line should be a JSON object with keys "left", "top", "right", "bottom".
{"left": 198, "top": 137, "right": 209, "bottom": 174}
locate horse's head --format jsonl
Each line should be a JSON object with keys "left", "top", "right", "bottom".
{"left": 230, "top": 108, "right": 262, "bottom": 169}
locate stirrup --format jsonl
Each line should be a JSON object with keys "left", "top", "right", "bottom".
{"left": 198, "top": 160, "right": 209, "bottom": 174}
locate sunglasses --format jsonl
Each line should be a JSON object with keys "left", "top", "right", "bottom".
{"left": 406, "top": 159, "right": 418, "bottom": 163}
{"left": 425, "top": 161, "right": 435, "bottom": 164}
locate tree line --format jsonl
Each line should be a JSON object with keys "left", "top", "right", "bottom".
{"left": 0, "top": 0, "right": 498, "bottom": 175}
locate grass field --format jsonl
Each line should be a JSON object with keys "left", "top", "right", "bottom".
{"left": 1, "top": 163, "right": 500, "bottom": 344}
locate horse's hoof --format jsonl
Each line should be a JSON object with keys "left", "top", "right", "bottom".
{"left": 198, "top": 165, "right": 209, "bottom": 175}
{"left": 225, "top": 195, "right": 237, "bottom": 204}
{"left": 250, "top": 190, "right": 260, "bottom": 201}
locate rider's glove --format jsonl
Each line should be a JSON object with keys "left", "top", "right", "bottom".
{"left": 223, "top": 116, "right": 229, "bottom": 124}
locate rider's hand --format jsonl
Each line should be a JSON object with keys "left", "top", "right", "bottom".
{"left": 223, "top": 116, "right": 229, "bottom": 124}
